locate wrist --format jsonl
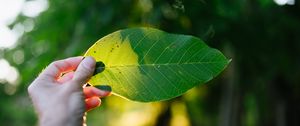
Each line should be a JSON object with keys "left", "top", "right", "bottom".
{"left": 39, "top": 111, "right": 83, "bottom": 126}
{"left": 40, "top": 115, "right": 66, "bottom": 126}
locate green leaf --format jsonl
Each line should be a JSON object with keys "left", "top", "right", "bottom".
{"left": 84, "top": 27, "right": 230, "bottom": 102}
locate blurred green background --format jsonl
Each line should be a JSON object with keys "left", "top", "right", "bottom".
{"left": 0, "top": 0, "right": 300, "bottom": 126}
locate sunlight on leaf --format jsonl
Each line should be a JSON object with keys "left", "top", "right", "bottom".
{"left": 84, "top": 27, "right": 230, "bottom": 102}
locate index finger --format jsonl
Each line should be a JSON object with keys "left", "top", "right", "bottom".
{"left": 38, "top": 56, "right": 83, "bottom": 82}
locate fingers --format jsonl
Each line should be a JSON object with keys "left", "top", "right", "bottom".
{"left": 84, "top": 87, "right": 111, "bottom": 111}
{"left": 39, "top": 56, "right": 83, "bottom": 81}
{"left": 71, "top": 57, "right": 96, "bottom": 90}
{"left": 83, "top": 86, "right": 111, "bottom": 99}
{"left": 85, "top": 97, "right": 101, "bottom": 111}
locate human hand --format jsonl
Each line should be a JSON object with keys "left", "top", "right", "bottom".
{"left": 28, "top": 56, "right": 110, "bottom": 126}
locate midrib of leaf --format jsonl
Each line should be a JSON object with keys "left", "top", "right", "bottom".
{"left": 101, "top": 61, "right": 229, "bottom": 68}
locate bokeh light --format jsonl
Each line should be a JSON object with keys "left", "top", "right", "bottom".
{"left": 0, "top": 59, "right": 19, "bottom": 85}
{"left": 274, "top": 0, "right": 295, "bottom": 5}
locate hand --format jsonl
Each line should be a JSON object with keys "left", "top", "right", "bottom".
{"left": 28, "top": 56, "right": 110, "bottom": 126}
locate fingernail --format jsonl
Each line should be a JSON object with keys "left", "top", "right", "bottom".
{"left": 93, "top": 61, "right": 105, "bottom": 75}
{"left": 82, "top": 57, "right": 95, "bottom": 69}
{"left": 95, "top": 85, "right": 112, "bottom": 92}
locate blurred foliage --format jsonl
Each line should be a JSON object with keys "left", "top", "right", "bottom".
{"left": 1, "top": 0, "right": 300, "bottom": 126}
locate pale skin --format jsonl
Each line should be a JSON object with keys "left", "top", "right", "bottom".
{"left": 28, "top": 56, "right": 110, "bottom": 126}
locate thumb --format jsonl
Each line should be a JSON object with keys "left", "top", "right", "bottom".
{"left": 72, "top": 56, "right": 96, "bottom": 90}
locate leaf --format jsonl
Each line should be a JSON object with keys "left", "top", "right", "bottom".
{"left": 84, "top": 27, "right": 230, "bottom": 102}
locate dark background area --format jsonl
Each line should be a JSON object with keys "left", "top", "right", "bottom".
{"left": 0, "top": 0, "right": 299, "bottom": 125}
